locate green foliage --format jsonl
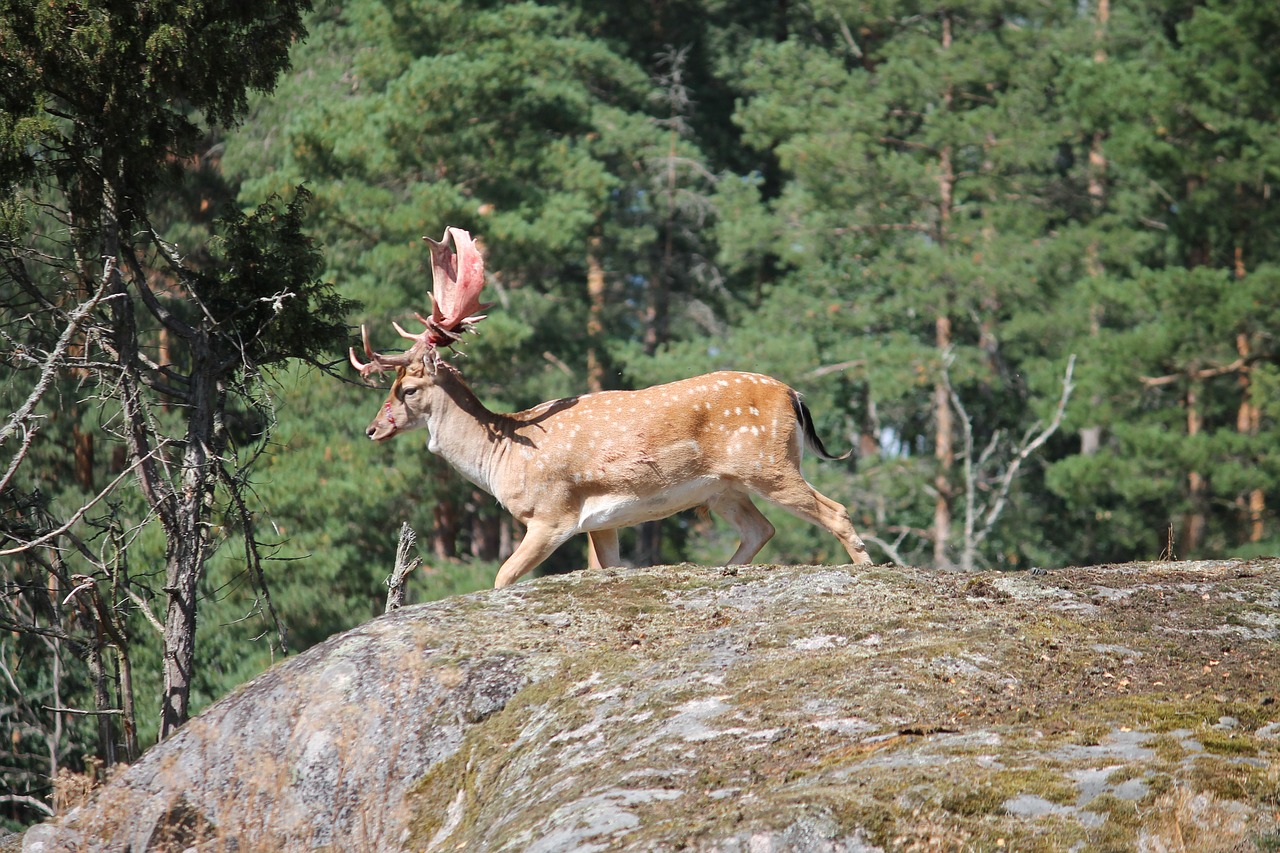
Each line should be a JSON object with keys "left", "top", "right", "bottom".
{"left": 204, "top": 188, "right": 354, "bottom": 367}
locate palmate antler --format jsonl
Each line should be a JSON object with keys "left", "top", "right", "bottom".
{"left": 350, "top": 227, "right": 492, "bottom": 380}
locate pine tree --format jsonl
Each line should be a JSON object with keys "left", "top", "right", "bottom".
{"left": 0, "top": 0, "right": 348, "bottom": 792}
{"left": 1045, "top": 0, "right": 1280, "bottom": 560}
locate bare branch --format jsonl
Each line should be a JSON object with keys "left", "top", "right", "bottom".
{"left": 218, "top": 459, "right": 289, "bottom": 655}
{"left": 946, "top": 352, "right": 1076, "bottom": 569}
{"left": 121, "top": 584, "right": 166, "bottom": 636}
{"left": 124, "top": 228, "right": 198, "bottom": 340}
{"left": 0, "top": 451, "right": 155, "bottom": 556}
{"left": 806, "top": 359, "right": 866, "bottom": 380}
{"left": 386, "top": 523, "right": 421, "bottom": 613}
{"left": 974, "top": 354, "right": 1076, "bottom": 549}
{"left": 41, "top": 705, "right": 123, "bottom": 716}
{"left": 862, "top": 532, "right": 909, "bottom": 567}
{"left": 0, "top": 794, "right": 55, "bottom": 817}
{"left": 1140, "top": 357, "right": 1248, "bottom": 387}
{"left": 0, "top": 258, "right": 116, "bottom": 493}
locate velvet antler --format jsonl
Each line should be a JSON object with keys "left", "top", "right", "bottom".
{"left": 349, "top": 227, "right": 492, "bottom": 379}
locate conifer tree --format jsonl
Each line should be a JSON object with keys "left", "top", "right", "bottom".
{"left": 1, "top": 0, "right": 348, "bottom": 773}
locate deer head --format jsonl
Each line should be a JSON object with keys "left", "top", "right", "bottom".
{"left": 350, "top": 227, "right": 492, "bottom": 440}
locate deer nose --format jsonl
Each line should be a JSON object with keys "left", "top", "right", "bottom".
{"left": 366, "top": 424, "right": 378, "bottom": 439}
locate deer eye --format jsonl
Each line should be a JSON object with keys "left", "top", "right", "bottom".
{"left": 402, "top": 386, "right": 419, "bottom": 398}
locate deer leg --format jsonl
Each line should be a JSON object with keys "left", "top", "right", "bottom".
{"left": 750, "top": 473, "right": 871, "bottom": 565}
{"left": 707, "top": 491, "right": 775, "bottom": 564}
{"left": 587, "top": 528, "right": 621, "bottom": 570}
{"left": 494, "top": 522, "right": 574, "bottom": 588}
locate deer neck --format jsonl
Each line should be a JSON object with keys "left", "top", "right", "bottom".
{"left": 423, "top": 365, "right": 510, "bottom": 496}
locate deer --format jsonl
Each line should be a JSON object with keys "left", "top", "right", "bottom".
{"left": 350, "top": 227, "right": 873, "bottom": 588}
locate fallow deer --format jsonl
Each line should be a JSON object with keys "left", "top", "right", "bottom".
{"left": 351, "top": 227, "right": 873, "bottom": 587}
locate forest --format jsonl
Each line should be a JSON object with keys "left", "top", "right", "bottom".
{"left": 2, "top": 0, "right": 1278, "bottom": 829}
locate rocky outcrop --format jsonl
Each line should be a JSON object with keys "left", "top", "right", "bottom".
{"left": 22, "top": 560, "right": 1280, "bottom": 851}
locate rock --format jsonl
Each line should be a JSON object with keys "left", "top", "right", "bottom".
{"left": 21, "top": 560, "right": 1280, "bottom": 851}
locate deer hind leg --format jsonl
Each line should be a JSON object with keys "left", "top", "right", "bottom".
{"left": 707, "top": 490, "right": 776, "bottom": 564}
{"left": 749, "top": 472, "right": 872, "bottom": 565}
{"left": 494, "top": 522, "right": 575, "bottom": 588}
{"left": 587, "top": 528, "right": 621, "bottom": 570}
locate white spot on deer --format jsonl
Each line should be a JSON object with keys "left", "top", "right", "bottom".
{"left": 723, "top": 409, "right": 731, "bottom": 417}
{"left": 718, "top": 380, "right": 729, "bottom": 388}
{"left": 735, "top": 407, "right": 742, "bottom": 416}
{"left": 751, "top": 426, "right": 760, "bottom": 435}
{"left": 750, "top": 406, "right": 760, "bottom": 416}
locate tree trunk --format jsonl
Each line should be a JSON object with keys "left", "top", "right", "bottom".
{"left": 160, "top": 365, "right": 223, "bottom": 740}
{"left": 115, "top": 646, "right": 139, "bottom": 762}
{"left": 87, "top": 640, "right": 115, "bottom": 768}
{"left": 1080, "top": 0, "right": 1109, "bottom": 458}
{"left": 470, "top": 498, "right": 501, "bottom": 562}
{"left": 932, "top": 10, "right": 955, "bottom": 570}
{"left": 637, "top": 521, "right": 663, "bottom": 567}
{"left": 73, "top": 425, "right": 94, "bottom": 491}
{"left": 586, "top": 235, "right": 607, "bottom": 394}
{"left": 933, "top": 316, "right": 954, "bottom": 570}
{"left": 1182, "top": 379, "right": 1206, "bottom": 555}
{"left": 1236, "top": 333, "right": 1264, "bottom": 544}
{"left": 431, "top": 494, "right": 458, "bottom": 561}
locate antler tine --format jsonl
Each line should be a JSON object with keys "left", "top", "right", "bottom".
{"left": 349, "top": 323, "right": 418, "bottom": 382}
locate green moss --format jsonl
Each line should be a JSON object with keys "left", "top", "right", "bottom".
{"left": 1197, "top": 729, "right": 1260, "bottom": 756}
{"left": 1183, "top": 755, "right": 1277, "bottom": 803}
{"left": 1148, "top": 733, "right": 1191, "bottom": 763}
{"left": 1253, "top": 829, "right": 1280, "bottom": 852}
{"left": 1088, "top": 693, "right": 1273, "bottom": 734}
{"left": 938, "top": 767, "right": 1076, "bottom": 817}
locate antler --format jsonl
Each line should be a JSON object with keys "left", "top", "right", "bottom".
{"left": 348, "top": 322, "right": 431, "bottom": 379}
{"left": 426, "top": 227, "right": 491, "bottom": 335}
{"left": 349, "top": 227, "right": 492, "bottom": 380}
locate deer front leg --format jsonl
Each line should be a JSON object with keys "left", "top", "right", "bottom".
{"left": 587, "top": 528, "right": 621, "bottom": 570}
{"left": 494, "top": 522, "right": 574, "bottom": 588}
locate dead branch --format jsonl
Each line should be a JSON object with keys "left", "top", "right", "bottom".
{"left": 385, "top": 523, "right": 421, "bottom": 613}
{"left": 974, "top": 354, "right": 1075, "bottom": 550}
{"left": 0, "top": 258, "right": 116, "bottom": 493}
{"left": 946, "top": 352, "right": 1076, "bottom": 570}
{"left": 0, "top": 453, "right": 154, "bottom": 556}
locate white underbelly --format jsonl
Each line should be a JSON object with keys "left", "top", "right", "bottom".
{"left": 577, "top": 477, "right": 721, "bottom": 531}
